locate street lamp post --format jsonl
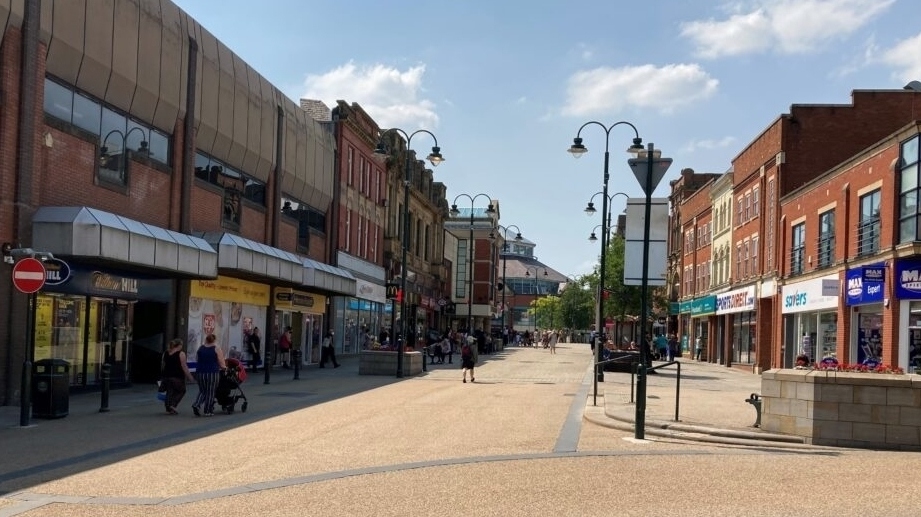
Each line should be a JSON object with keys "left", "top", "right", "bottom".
{"left": 449, "top": 195, "right": 495, "bottom": 337}
{"left": 374, "top": 129, "right": 444, "bottom": 378}
{"left": 495, "top": 224, "right": 523, "bottom": 338}
{"left": 524, "top": 266, "right": 547, "bottom": 334}
{"left": 628, "top": 142, "right": 673, "bottom": 439}
{"left": 568, "top": 122, "right": 644, "bottom": 399}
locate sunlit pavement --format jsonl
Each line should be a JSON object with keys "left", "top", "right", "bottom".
{"left": 0, "top": 343, "right": 916, "bottom": 517}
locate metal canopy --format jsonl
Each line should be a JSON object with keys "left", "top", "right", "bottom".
{"left": 199, "top": 232, "right": 304, "bottom": 285}
{"left": 303, "top": 257, "right": 356, "bottom": 296}
{"left": 32, "top": 206, "right": 217, "bottom": 278}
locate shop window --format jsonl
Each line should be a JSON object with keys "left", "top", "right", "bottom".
{"left": 858, "top": 190, "right": 880, "bottom": 256}
{"left": 791, "top": 223, "right": 805, "bottom": 275}
{"left": 194, "top": 151, "right": 265, "bottom": 228}
{"left": 899, "top": 135, "right": 921, "bottom": 243}
{"left": 43, "top": 77, "right": 172, "bottom": 186}
{"left": 281, "top": 195, "right": 325, "bottom": 252}
{"left": 817, "top": 210, "right": 835, "bottom": 268}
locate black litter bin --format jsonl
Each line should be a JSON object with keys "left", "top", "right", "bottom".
{"left": 32, "top": 359, "right": 70, "bottom": 419}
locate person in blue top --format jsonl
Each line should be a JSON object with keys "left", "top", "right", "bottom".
{"left": 191, "top": 333, "right": 226, "bottom": 417}
{"left": 654, "top": 333, "right": 668, "bottom": 361}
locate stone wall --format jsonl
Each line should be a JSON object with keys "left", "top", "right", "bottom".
{"left": 358, "top": 350, "right": 423, "bottom": 376}
{"left": 761, "top": 369, "right": 921, "bottom": 450}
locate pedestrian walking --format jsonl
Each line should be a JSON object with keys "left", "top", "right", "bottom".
{"left": 654, "top": 333, "right": 668, "bottom": 360}
{"left": 549, "top": 329, "right": 559, "bottom": 355}
{"left": 192, "top": 333, "right": 226, "bottom": 417}
{"left": 695, "top": 335, "right": 705, "bottom": 361}
{"left": 246, "top": 327, "right": 261, "bottom": 372}
{"left": 278, "top": 326, "right": 292, "bottom": 368}
{"left": 461, "top": 341, "right": 475, "bottom": 383}
{"left": 319, "top": 331, "right": 340, "bottom": 368}
{"left": 160, "top": 338, "right": 194, "bottom": 415}
{"left": 667, "top": 333, "right": 679, "bottom": 361}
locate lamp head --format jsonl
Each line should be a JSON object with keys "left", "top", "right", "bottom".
{"left": 514, "top": 232, "right": 523, "bottom": 241}
{"left": 427, "top": 146, "right": 444, "bottom": 167}
{"left": 485, "top": 203, "right": 496, "bottom": 214}
{"left": 373, "top": 141, "right": 389, "bottom": 156}
{"left": 568, "top": 137, "right": 587, "bottom": 158}
{"left": 588, "top": 232, "right": 598, "bottom": 242}
{"left": 584, "top": 202, "right": 596, "bottom": 216}
{"left": 449, "top": 204, "right": 460, "bottom": 217}
{"left": 628, "top": 137, "right": 644, "bottom": 154}
{"left": 99, "top": 146, "right": 109, "bottom": 166}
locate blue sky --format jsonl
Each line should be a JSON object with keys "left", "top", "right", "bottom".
{"left": 174, "top": 0, "right": 921, "bottom": 278}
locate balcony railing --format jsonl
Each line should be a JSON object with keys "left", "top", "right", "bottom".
{"left": 790, "top": 245, "right": 805, "bottom": 276}
{"left": 857, "top": 218, "right": 880, "bottom": 257}
{"left": 816, "top": 234, "right": 834, "bottom": 269}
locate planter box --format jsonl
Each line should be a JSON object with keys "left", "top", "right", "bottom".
{"left": 358, "top": 350, "right": 423, "bottom": 376}
{"left": 762, "top": 369, "right": 921, "bottom": 450}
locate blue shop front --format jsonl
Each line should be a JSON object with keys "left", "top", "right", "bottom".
{"left": 845, "top": 264, "right": 885, "bottom": 365}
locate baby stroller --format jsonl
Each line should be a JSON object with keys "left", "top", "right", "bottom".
{"left": 216, "top": 358, "right": 248, "bottom": 413}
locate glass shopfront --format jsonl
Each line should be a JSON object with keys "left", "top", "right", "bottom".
{"left": 35, "top": 265, "right": 172, "bottom": 388}
{"left": 274, "top": 289, "right": 326, "bottom": 364}
{"left": 896, "top": 258, "right": 921, "bottom": 371}
{"left": 781, "top": 275, "right": 839, "bottom": 367}
{"left": 716, "top": 286, "right": 757, "bottom": 365}
{"left": 188, "top": 277, "right": 269, "bottom": 370}
{"left": 845, "top": 265, "right": 885, "bottom": 365}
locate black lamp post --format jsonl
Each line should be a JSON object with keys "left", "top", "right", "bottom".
{"left": 524, "top": 266, "right": 547, "bottom": 332}
{"left": 374, "top": 128, "right": 444, "bottom": 378}
{"left": 627, "top": 142, "right": 673, "bottom": 439}
{"left": 568, "top": 122, "right": 644, "bottom": 399}
{"left": 449, "top": 195, "right": 495, "bottom": 337}
{"left": 495, "top": 224, "right": 523, "bottom": 337}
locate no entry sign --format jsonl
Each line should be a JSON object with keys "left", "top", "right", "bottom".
{"left": 12, "top": 257, "right": 46, "bottom": 294}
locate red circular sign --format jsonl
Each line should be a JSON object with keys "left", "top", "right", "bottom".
{"left": 12, "top": 257, "right": 46, "bottom": 294}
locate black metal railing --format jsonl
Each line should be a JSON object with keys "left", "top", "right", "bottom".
{"left": 790, "top": 245, "right": 805, "bottom": 275}
{"left": 816, "top": 233, "right": 835, "bottom": 268}
{"left": 857, "top": 218, "right": 880, "bottom": 257}
{"left": 631, "top": 360, "right": 682, "bottom": 423}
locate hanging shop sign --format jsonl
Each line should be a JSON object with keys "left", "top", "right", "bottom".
{"left": 274, "top": 287, "right": 325, "bottom": 312}
{"left": 43, "top": 258, "right": 71, "bottom": 287}
{"left": 715, "top": 286, "right": 756, "bottom": 314}
{"left": 846, "top": 264, "right": 884, "bottom": 306}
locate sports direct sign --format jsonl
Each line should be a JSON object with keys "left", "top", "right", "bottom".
{"left": 715, "top": 286, "right": 756, "bottom": 314}
{"left": 896, "top": 258, "right": 921, "bottom": 299}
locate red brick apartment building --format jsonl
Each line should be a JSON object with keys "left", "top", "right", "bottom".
{"left": 0, "top": 0, "right": 362, "bottom": 404}
{"left": 669, "top": 87, "right": 921, "bottom": 373}
{"left": 779, "top": 121, "right": 921, "bottom": 371}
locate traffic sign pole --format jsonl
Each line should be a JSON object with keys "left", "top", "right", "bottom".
{"left": 12, "top": 258, "right": 45, "bottom": 427}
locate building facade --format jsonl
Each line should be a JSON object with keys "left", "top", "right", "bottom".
{"left": 0, "top": 0, "right": 360, "bottom": 403}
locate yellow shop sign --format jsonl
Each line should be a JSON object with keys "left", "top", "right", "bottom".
{"left": 191, "top": 276, "right": 270, "bottom": 305}
{"left": 274, "top": 288, "right": 325, "bottom": 313}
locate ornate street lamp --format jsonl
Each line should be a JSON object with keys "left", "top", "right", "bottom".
{"left": 449, "top": 195, "right": 495, "bottom": 337}
{"left": 495, "top": 224, "right": 523, "bottom": 339}
{"left": 374, "top": 128, "right": 444, "bottom": 378}
{"left": 568, "top": 121, "right": 643, "bottom": 405}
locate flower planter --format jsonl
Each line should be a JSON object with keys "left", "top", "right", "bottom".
{"left": 761, "top": 369, "right": 921, "bottom": 450}
{"left": 358, "top": 350, "right": 423, "bottom": 376}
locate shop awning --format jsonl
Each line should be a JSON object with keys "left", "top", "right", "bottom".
{"left": 32, "top": 206, "right": 217, "bottom": 278}
{"left": 199, "top": 232, "right": 303, "bottom": 285}
{"left": 303, "top": 257, "right": 356, "bottom": 295}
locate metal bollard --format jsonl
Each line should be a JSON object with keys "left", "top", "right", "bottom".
{"left": 422, "top": 346, "right": 427, "bottom": 372}
{"left": 263, "top": 350, "right": 271, "bottom": 385}
{"left": 20, "top": 359, "right": 32, "bottom": 427}
{"left": 293, "top": 349, "right": 301, "bottom": 380}
{"left": 99, "top": 363, "right": 111, "bottom": 413}
{"left": 634, "top": 363, "right": 646, "bottom": 439}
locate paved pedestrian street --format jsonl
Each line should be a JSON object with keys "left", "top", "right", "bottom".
{"left": 0, "top": 344, "right": 916, "bottom": 516}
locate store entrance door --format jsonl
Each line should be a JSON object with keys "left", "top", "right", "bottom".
{"left": 94, "top": 299, "right": 134, "bottom": 384}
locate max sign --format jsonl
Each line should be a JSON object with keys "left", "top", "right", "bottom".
{"left": 896, "top": 258, "right": 921, "bottom": 298}
{"left": 845, "top": 265, "right": 883, "bottom": 306}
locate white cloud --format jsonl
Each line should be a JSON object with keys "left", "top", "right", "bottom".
{"left": 561, "top": 64, "right": 719, "bottom": 117}
{"left": 683, "top": 136, "right": 737, "bottom": 153}
{"left": 301, "top": 61, "right": 438, "bottom": 129}
{"left": 881, "top": 32, "right": 921, "bottom": 83}
{"left": 681, "top": 0, "right": 895, "bottom": 58}
{"left": 832, "top": 35, "right": 878, "bottom": 77}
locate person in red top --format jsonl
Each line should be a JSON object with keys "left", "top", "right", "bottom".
{"left": 278, "top": 326, "right": 292, "bottom": 369}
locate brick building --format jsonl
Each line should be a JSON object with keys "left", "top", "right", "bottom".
{"left": 0, "top": 0, "right": 360, "bottom": 404}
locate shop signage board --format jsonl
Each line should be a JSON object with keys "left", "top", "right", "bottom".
{"left": 690, "top": 295, "right": 716, "bottom": 316}
{"left": 781, "top": 275, "right": 839, "bottom": 314}
{"left": 12, "top": 258, "right": 45, "bottom": 293}
{"left": 715, "top": 285, "right": 756, "bottom": 314}
{"left": 846, "top": 264, "right": 884, "bottom": 306}
{"left": 190, "top": 276, "right": 270, "bottom": 305}
{"left": 895, "top": 258, "right": 921, "bottom": 299}
{"left": 43, "top": 258, "right": 71, "bottom": 286}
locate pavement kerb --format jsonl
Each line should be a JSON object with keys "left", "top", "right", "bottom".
{"left": 582, "top": 393, "right": 834, "bottom": 450}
